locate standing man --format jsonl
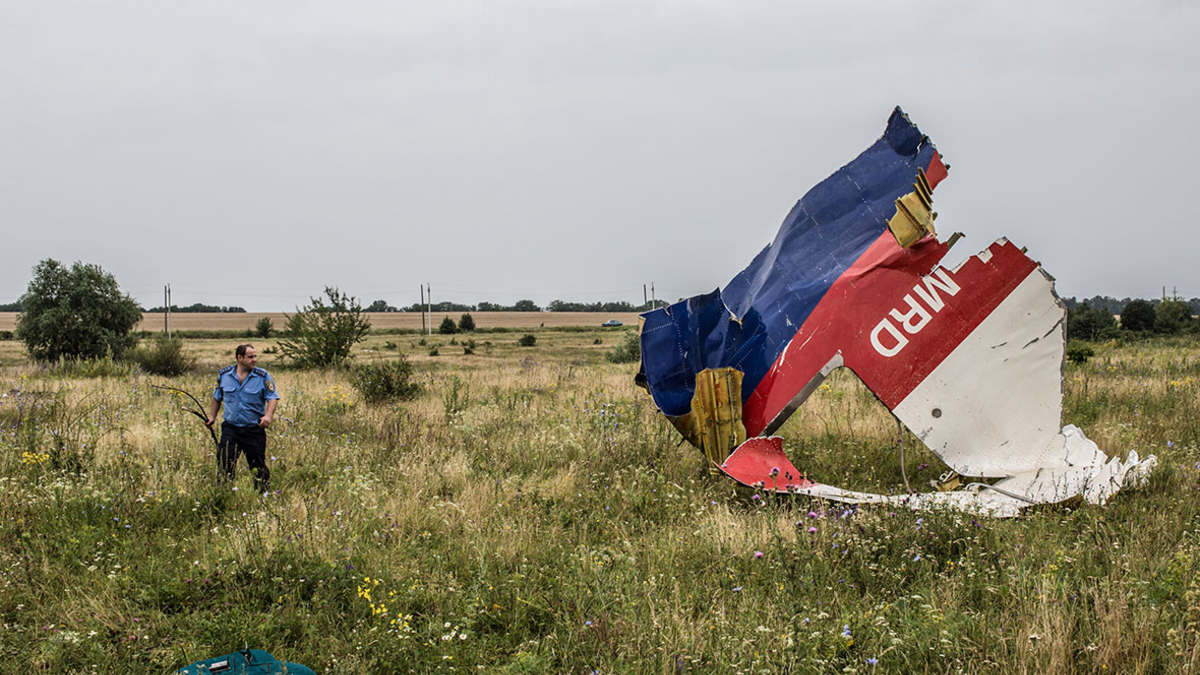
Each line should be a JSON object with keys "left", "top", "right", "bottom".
{"left": 206, "top": 343, "right": 280, "bottom": 492}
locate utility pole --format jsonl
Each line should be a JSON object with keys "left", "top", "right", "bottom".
{"left": 420, "top": 284, "right": 426, "bottom": 334}
{"left": 427, "top": 283, "right": 432, "bottom": 335}
{"left": 643, "top": 284, "right": 648, "bottom": 310}
{"left": 651, "top": 282, "right": 657, "bottom": 310}
{"left": 164, "top": 284, "right": 172, "bottom": 338}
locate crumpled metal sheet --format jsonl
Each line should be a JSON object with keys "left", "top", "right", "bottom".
{"left": 637, "top": 107, "right": 1155, "bottom": 516}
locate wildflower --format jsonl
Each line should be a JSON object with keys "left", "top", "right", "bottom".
{"left": 807, "top": 511, "right": 818, "bottom": 519}
{"left": 808, "top": 526, "right": 817, "bottom": 533}
{"left": 585, "top": 620, "right": 592, "bottom": 627}
{"left": 752, "top": 494, "right": 761, "bottom": 501}
{"left": 754, "top": 551, "right": 764, "bottom": 559}
{"left": 913, "top": 554, "right": 921, "bottom": 562}
{"left": 866, "top": 657, "right": 879, "bottom": 665}
{"left": 842, "top": 625, "right": 851, "bottom": 638}
{"left": 732, "top": 586, "right": 742, "bottom": 592}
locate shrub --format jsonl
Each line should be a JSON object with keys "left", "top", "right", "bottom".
{"left": 1065, "top": 340, "right": 1095, "bottom": 365}
{"left": 518, "top": 334, "right": 537, "bottom": 347}
{"left": 1067, "top": 303, "right": 1118, "bottom": 342}
{"left": 428, "top": 346, "right": 439, "bottom": 357}
{"left": 1155, "top": 299, "right": 1194, "bottom": 334}
{"left": 459, "top": 313, "right": 476, "bottom": 332}
{"left": 439, "top": 317, "right": 458, "bottom": 335}
{"left": 278, "top": 287, "right": 371, "bottom": 367}
{"left": 348, "top": 357, "right": 422, "bottom": 404}
{"left": 130, "top": 335, "right": 197, "bottom": 376}
{"left": 255, "top": 316, "right": 275, "bottom": 339}
{"left": 463, "top": 339, "right": 476, "bottom": 355}
{"left": 605, "top": 330, "right": 641, "bottom": 363}
{"left": 16, "top": 259, "right": 142, "bottom": 362}
{"left": 1120, "top": 300, "right": 1156, "bottom": 333}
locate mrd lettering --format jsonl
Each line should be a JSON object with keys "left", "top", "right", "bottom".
{"left": 869, "top": 268, "right": 961, "bottom": 357}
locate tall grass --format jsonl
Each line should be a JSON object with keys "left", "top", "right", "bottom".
{"left": 1, "top": 333, "right": 1198, "bottom": 672}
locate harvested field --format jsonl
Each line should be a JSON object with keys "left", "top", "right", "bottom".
{"left": 0, "top": 311, "right": 643, "bottom": 332}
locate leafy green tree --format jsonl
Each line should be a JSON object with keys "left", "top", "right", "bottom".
{"left": 439, "top": 317, "right": 458, "bottom": 334}
{"left": 278, "top": 287, "right": 371, "bottom": 367}
{"left": 1066, "top": 303, "right": 1118, "bottom": 341}
{"left": 459, "top": 313, "right": 476, "bottom": 331}
{"left": 512, "top": 300, "right": 541, "bottom": 312}
{"left": 255, "top": 316, "right": 275, "bottom": 338}
{"left": 1120, "top": 299, "right": 1156, "bottom": 333}
{"left": 605, "top": 330, "right": 642, "bottom": 363}
{"left": 16, "top": 259, "right": 142, "bottom": 362}
{"left": 1155, "top": 299, "right": 1194, "bottom": 334}
{"left": 366, "top": 300, "right": 399, "bottom": 312}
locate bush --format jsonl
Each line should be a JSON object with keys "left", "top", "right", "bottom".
{"left": 439, "top": 317, "right": 458, "bottom": 335}
{"left": 606, "top": 330, "right": 641, "bottom": 363}
{"left": 1067, "top": 303, "right": 1118, "bottom": 342}
{"left": 255, "top": 316, "right": 275, "bottom": 339}
{"left": 1155, "top": 299, "right": 1194, "bottom": 334}
{"left": 130, "top": 335, "right": 197, "bottom": 376}
{"left": 1120, "top": 300, "right": 1156, "bottom": 333}
{"left": 278, "top": 287, "right": 371, "bottom": 367}
{"left": 348, "top": 357, "right": 422, "bottom": 404}
{"left": 428, "top": 346, "right": 439, "bottom": 357}
{"left": 16, "top": 259, "right": 142, "bottom": 362}
{"left": 1065, "top": 340, "right": 1095, "bottom": 365}
{"left": 459, "top": 313, "right": 476, "bottom": 332}
{"left": 518, "top": 334, "right": 537, "bottom": 347}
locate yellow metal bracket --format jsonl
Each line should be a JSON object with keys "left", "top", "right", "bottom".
{"left": 669, "top": 368, "right": 747, "bottom": 474}
{"left": 887, "top": 168, "right": 938, "bottom": 248}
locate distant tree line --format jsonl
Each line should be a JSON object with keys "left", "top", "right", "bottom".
{"left": 1065, "top": 296, "right": 1198, "bottom": 341}
{"left": 146, "top": 303, "right": 246, "bottom": 313}
{"left": 391, "top": 299, "right": 661, "bottom": 313}
{"left": 1062, "top": 295, "right": 1200, "bottom": 316}
{"left": 0, "top": 300, "right": 21, "bottom": 311}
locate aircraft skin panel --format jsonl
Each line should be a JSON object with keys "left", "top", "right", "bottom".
{"left": 889, "top": 265, "right": 1065, "bottom": 477}
{"left": 745, "top": 238, "right": 1039, "bottom": 436}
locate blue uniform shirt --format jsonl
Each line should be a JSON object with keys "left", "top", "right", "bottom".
{"left": 213, "top": 365, "right": 280, "bottom": 427}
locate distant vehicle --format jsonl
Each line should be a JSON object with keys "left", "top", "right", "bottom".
{"left": 602, "top": 319, "right": 623, "bottom": 327}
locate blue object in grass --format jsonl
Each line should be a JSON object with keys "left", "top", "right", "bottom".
{"left": 177, "top": 648, "right": 316, "bottom": 675}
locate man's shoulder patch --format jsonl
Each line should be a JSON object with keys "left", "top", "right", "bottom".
{"left": 252, "top": 367, "right": 270, "bottom": 377}
{"left": 218, "top": 365, "right": 235, "bottom": 376}
{"left": 265, "top": 379, "right": 276, "bottom": 392}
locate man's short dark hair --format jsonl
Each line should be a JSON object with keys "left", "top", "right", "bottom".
{"left": 236, "top": 343, "right": 255, "bottom": 358}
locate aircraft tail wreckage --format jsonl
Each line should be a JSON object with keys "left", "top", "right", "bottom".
{"left": 637, "top": 108, "right": 1155, "bottom": 517}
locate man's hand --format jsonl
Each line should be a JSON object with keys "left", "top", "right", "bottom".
{"left": 258, "top": 415, "right": 272, "bottom": 429}
{"left": 205, "top": 416, "right": 216, "bottom": 429}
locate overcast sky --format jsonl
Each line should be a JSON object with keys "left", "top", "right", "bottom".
{"left": 2, "top": 1, "right": 1197, "bottom": 311}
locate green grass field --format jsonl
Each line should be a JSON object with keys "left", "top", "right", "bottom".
{"left": 1, "top": 331, "right": 1199, "bottom": 673}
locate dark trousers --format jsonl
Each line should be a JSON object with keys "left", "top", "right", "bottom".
{"left": 218, "top": 422, "right": 270, "bottom": 492}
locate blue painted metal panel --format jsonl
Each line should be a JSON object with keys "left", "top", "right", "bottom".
{"left": 639, "top": 107, "right": 939, "bottom": 417}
